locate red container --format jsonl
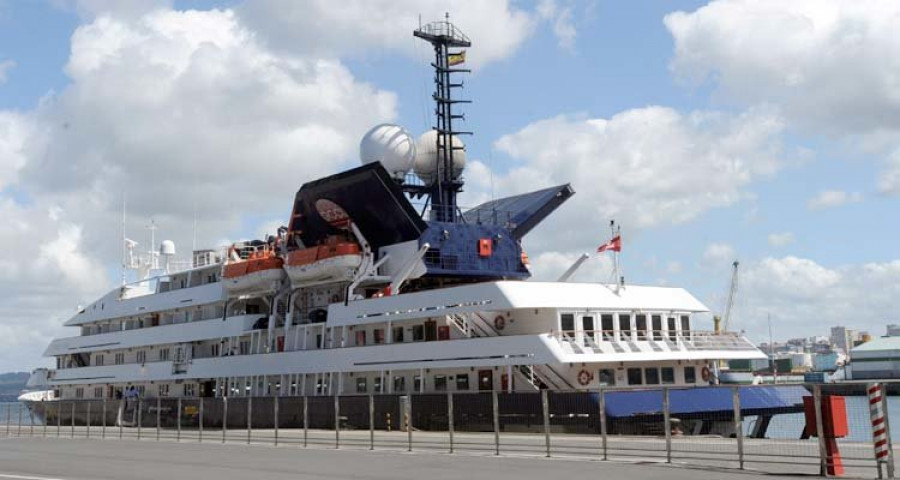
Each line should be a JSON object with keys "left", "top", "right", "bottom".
{"left": 803, "top": 395, "right": 848, "bottom": 438}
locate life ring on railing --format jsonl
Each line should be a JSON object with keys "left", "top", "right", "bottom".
{"left": 577, "top": 369, "right": 593, "bottom": 386}
{"left": 494, "top": 315, "right": 506, "bottom": 330}
{"left": 701, "top": 366, "right": 711, "bottom": 382}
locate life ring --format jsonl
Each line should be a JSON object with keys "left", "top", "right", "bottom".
{"left": 494, "top": 315, "right": 506, "bottom": 330}
{"left": 701, "top": 366, "right": 711, "bottom": 382}
{"left": 577, "top": 369, "right": 593, "bottom": 386}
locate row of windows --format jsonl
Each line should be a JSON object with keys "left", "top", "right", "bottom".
{"left": 596, "top": 366, "right": 698, "bottom": 387}
{"left": 355, "top": 373, "right": 472, "bottom": 394}
{"left": 89, "top": 348, "right": 170, "bottom": 367}
{"left": 560, "top": 313, "right": 691, "bottom": 341}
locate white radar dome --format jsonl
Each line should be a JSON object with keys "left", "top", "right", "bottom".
{"left": 413, "top": 130, "right": 466, "bottom": 185}
{"left": 159, "top": 240, "right": 176, "bottom": 256}
{"left": 359, "top": 124, "right": 416, "bottom": 179}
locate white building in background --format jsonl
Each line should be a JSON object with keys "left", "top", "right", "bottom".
{"left": 848, "top": 337, "right": 900, "bottom": 380}
{"left": 831, "top": 326, "right": 858, "bottom": 354}
{"left": 887, "top": 324, "right": 900, "bottom": 337}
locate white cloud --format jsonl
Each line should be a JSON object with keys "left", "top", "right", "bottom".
{"left": 703, "top": 243, "right": 736, "bottom": 267}
{"left": 537, "top": 0, "right": 577, "bottom": 52}
{"left": 767, "top": 232, "right": 794, "bottom": 247}
{"left": 0, "top": 59, "right": 15, "bottom": 84}
{"left": 237, "top": 0, "right": 537, "bottom": 68}
{"left": 878, "top": 148, "right": 900, "bottom": 194}
{"left": 807, "top": 190, "right": 862, "bottom": 210}
{"left": 488, "top": 106, "right": 787, "bottom": 255}
{"left": 665, "top": 0, "right": 900, "bottom": 192}
{"left": 738, "top": 256, "right": 900, "bottom": 340}
{"left": 0, "top": 111, "right": 32, "bottom": 189}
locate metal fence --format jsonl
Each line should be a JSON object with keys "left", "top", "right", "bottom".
{"left": 3, "top": 383, "right": 897, "bottom": 478}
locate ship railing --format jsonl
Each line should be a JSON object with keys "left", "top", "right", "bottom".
{"left": 553, "top": 330, "right": 758, "bottom": 353}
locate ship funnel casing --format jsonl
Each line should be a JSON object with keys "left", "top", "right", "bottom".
{"left": 359, "top": 123, "right": 417, "bottom": 180}
{"left": 413, "top": 130, "right": 466, "bottom": 185}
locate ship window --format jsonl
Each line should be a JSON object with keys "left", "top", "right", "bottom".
{"left": 393, "top": 327, "right": 404, "bottom": 343}
{"left": 598, "top": 369, "right": 615, "bottom": 386}
{"left": 627, "top": 368, "right": 643, "bottom": 385}
{"left": 137, "top": 385, "right": 146, "bottom": 396}
{"left": 636, "top": 315, "right": 648, "bottom": 340}
{"left": 75, "top": 388, "right": 84, "bottom": 398}
{"left": 374, "top": 376, "right": 382, "bottom": 393}
{"left": 356, "top": 330, "right": 366, "bottom": 346}
{"left": 93, "top": 387, "right": 103, "bottom": 398}
{"left": 412, "top": 325, "right": 425, "bottom": 342}
{"left": 136, "top": 350, "right": 146, "bottom": 363}
{"left": 619, "top": 314, "right": 632, "bottom": 340}
{"left": 315, "top": 335, "right": 322, "bottom": 349}
{"left": 94, "top": 354, "right": 104, "bottom": 366}
{"left": 667, "top": 317, "right": 677, "bottom": 340}
{"left": 114, "top": 353, "right": 125, "bottom": 365}
{"left": 456, "top": 374, "right": 470, "bottom": 391}
{"left": 684, "top": 367, "right": 697, "bottom": 384}
{"left": 373, "top": 329, "right": 385, "bottom": 344}
{"left": 183, "top": 383, "right": 195, "bottom": 397}
{"left": 393, "top": 376, "right": 406, "bottom": 392}
{"left": 413, "top": 375, "right": 422, "bottom": 392}
{"left": 651, "top": 315, "right": 662, "bottom": 340}
{"left": 159, "top": 348, "right": 171, "bottom": 361}
{"left": 601, "top": 314, "right": 614, "bottom": 341}
{"left": 582, "top": 316, "right": 595, "bottom": 345}
{"left": 645, "top": 368, "right": 660, "bottom": 385}
{"left": 560, "top": 313, "right": 575, "bottom": 337}
{"left": 158, "top": 384, "right": 170, "bottom": 397}
{"left": 434, "top": 375, "right": 447, "bottom": 392}
{"left": 661, "top": 367, "right": 675, "bottom": 384}
{"left": 680, "top": 315, "right": 690, "bottom": 335}
{"left": 356, "top": 377, "right": 367, "bottom": 394}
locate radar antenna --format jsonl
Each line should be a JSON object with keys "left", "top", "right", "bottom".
{"left": 413, "top": 13, "right": 472, "bottom": 223}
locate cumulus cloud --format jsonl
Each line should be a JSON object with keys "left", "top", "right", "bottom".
{"left": 487, "top": 106, "right": 787, "bottom": 255}
{"left": 703, "top": 243, "right": 736, "bottom": 267}
{"left": 665, "top": 0, "right": 900, "bottom": 192}
{"left": 807, "top": 190, "right": 862, "bottom": 210}
{"left": 739, "top": 256, "right": 900, "bottom": 340}
{"left": 237, "top": 0, "right": 537, "bottom": 68}
{"left": 537, "top": 0, "right": 577, "bottom": 52}
{"left": 0, "top": 60, "right": 15, "bottom": 84}
{"left": 767, "top": 232, "right": 794, "bottom": 248}
{"left": 0, "top": 111, "right": 32, "bottom": 189}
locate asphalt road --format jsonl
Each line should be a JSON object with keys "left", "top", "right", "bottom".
{"left": 0, "top": 436, "right": 803, "bottom": 480}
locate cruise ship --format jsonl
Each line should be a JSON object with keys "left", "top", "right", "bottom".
{"left": 22, "top": 18, "right": 765, "bottom": 418}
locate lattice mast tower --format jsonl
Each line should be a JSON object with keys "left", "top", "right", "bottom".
{"left": 414, "top": 14, "right": 472, "bottom": 223}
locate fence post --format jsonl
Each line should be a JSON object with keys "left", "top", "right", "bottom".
{"left": 177, "top": 397, "right": 182, "bottom": 442}
{"left": 732, "top": 386, "right": 744, "bottom": 470}
{"left": 198, "top": 399, "right": 204, "bottom": 443}
{"left": 369, "top": 394, "right": 375, "bottom": 451}
{"left": 880, "top": 387, "right": 896, "bottom": 479}
{"left": 813, "top": 385, "right": 828, "bottom": 476}
{"left": 136, "top": 399, "right": 142, "bottom": 440}
{"left": 274, "top": 396, "right": 279, "bottom": 447}
{"left": 222, "top": 397, "right": 228, "bottom": 444}
{"left": 599, "top": 387, "right": 607, "bottom": 461}
{"left": 406, "top": 395, "right": 413, "bottom": 452}
{"left": 58, "top": 402, "right": 62, "bottom": 438}
{"left": 542, "top": 389, "right": 551, "bottom": 458}
{"left": 334, "top": 395, "right": 340, "bottom": 449}
{"left": 101, "top": 399, "right": 106, "bottom": 439}
{"left": 118, "top": 400, "right": 123, "bottom": 439}
{"left": 5, "top": 403, "right": 10, "bottom": 436}
{"left": 18, "top": 402, "right": 22, "bottom": 436}
{"left": 70, "top": 401, "right": 75, "bottom": 439}
{"left": 44, "top": 401, "right": 49, "bottom": 438}
{"left": 86, "top": 401, "right": 90, "bottom": 438}
{"left": 247, "top": 396, "right": 252, "bottom": 445}
{"left": 447, "top": 392, "right": 454, "bottom": 454}
{"left": 156, "top": 397, "right": 161, "bottom": 441}
{"left": 492, "top": 390, "right": 500, "bottom": 456}
{"left": 663, "top": 387, "right": 672, "bottom": 464}
{"left": 303, "top": 395, "right": 308, "bottom": 448}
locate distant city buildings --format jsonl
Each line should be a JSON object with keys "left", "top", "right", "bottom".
{"left": 888, "top": 324, "right": 900, "bottom": 336}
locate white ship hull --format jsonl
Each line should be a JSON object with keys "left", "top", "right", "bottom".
{"left": 284, "top": 254, "right": 361, "bottom": 287}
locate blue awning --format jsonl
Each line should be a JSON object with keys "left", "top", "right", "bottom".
{"left": 604, "top": 385, "right": 808, "bottom": 418}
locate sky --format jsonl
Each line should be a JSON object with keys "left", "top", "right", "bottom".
{"left": 0, "top": 0, "right": 899, "bottom": 372}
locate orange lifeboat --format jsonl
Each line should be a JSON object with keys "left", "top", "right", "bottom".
{"left": 283, "top": 236, "right": 362, "bottom": 287}
{"left": 222, "top": 244, "right": 286, "bottom": 295}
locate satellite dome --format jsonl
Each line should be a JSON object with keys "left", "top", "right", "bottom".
{"left": 413, "top": 130, "right": 466, "bottom": 185}
{"left": 359, "top": 124, "right": 416, "bottom": 179}
{"left": 159, "top": 240, "right": 176, "bottom": 256}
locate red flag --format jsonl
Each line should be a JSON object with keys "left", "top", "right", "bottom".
{"left": 597, "top": 235, "right": 622, "bottom": 253}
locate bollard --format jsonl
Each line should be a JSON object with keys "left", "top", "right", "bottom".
{"left": 599, "top": 387, "right": 607, "bottom": 461}
{"left": 492, "top": 390, "right": 500, "bottom": 456}
{"left": 274, "top": 396, "right": 279, "bottom": 447}
{"left": 177, "top": 397, "right": 182, "bottom": 442}
{"left": 198, "top": 399, "right": 204, "bottom": 443}
{"left": 369, "top": 394, "right": 375, "bottom": 451}
{"left": 447, "top": 392, "right": 455, "bottom": 454}
{"left": 732, "top": 387, "right": 744, "bottom": 470}
{"left": 334, "top": 395, "right": 340, "bottom": 449}
{"left": 156, "top": 397, "right": 161, "bottom": 441}
{"left": 222, "top": 397, "right": 228, "bottom": 444}
{"left": 247, "top": 396, "right": 252, "bottom": 445}
{"left": 542, "top": 389, "right": 551, "bottom": 458}
{"left": 303, "top": 396, "right": 308, "bottom": 448}
{"left": 663, "top": 388, "right": 671, "bottom": 464}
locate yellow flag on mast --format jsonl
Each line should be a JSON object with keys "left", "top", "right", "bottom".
{"left": 448, "top": 50, "right": 466, "bottom": 66}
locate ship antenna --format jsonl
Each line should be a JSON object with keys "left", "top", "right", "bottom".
{"left": 121, "top": 193, "right": 127, "bottom": 286}
{"left": 414, "top": 13, "right": 472, "bottom": 223}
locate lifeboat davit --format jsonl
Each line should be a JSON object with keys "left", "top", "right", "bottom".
{"left": 222, "top": 246, "right": 285, "bottom": 296}
{"left": 284, "top": 236, "right": 362, "bottom": 287}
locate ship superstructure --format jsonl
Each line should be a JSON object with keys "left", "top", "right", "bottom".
{"left": 26, "top": 17, "right": 765, "bottom": 410}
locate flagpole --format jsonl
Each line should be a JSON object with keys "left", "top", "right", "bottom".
{"left": 611, "top": 220, "right": 620, "bottom": 292}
